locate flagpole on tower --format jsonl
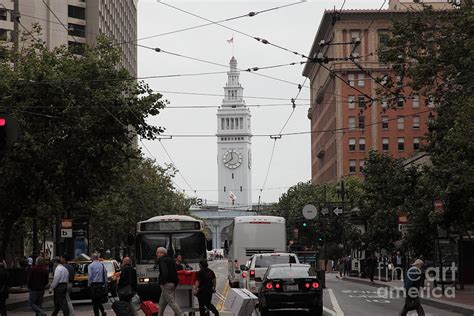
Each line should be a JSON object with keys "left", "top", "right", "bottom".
{"left": 227, "top": 35, "right": 234, "bottom": 57}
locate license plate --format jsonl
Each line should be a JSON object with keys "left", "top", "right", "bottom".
{"left": 285, "top": 285, "right": 298, "bottom": 291}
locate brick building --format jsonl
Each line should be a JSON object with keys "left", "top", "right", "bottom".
{"left": 302, "top": 0, "right": 445, "bottom": 184}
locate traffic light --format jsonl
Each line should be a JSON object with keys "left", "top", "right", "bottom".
{"left": 302, "top": 222, "right": 308, "bottom": 228}
{"left": 0, "top": 114, "right": 20, "bottom": 155}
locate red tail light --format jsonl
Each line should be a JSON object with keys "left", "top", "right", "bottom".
{"left": 275, "top": 283, "right": 281, "bottom": 289}
{"left": 305, "top": 282, "right": 311, "bottom": 289}
{"left": 312, "top": 282, "right": 320, "bottom": 289}
{"left": 249, "top": 270, "right": 255, "bottom": 280}
{"left": 265, "top": 282, "right": 273, "bottom": 290}
{"left": 242, "top": 272, "right": 247, "bottom": 278}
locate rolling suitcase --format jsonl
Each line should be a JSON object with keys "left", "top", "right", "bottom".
{"left": 141, "top": 300, "right": 159, "bottom": 316}
{"left": 110, "top": 296, "right": 134, "bottom": 316}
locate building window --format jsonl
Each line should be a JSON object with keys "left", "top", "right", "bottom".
{"left": 226, "top": 118, "right": 229, "bottom": 129}
{"left": 0, "top": 9, "right": 7, "bottom": 21}
{"left": 397, "top": 116, "right": 405, "bottom": 130}
{"left": 382, "top": 138, "right": 389, "bottom": 151}
{"left": 349, "top": 138, "right": 356, "bottom": 151}
{"left": 232, "top": 173, "right": 234, "bottom": 179}
{"left": 382, "top": 116, "right": 389, "bottom": 129}
{"left": 413, "top": 115, "right": 420, "bottom": 129}
{"left": 397, "top": 97, "right": 404, "bottom": 108}
{"left": 231, "top": 118, "right": 234, "bottom": 129}
{"left": 412, "top": 94, "right": 420, "bottom": 108}
{"left": 358, "top": 96, "right": 366, "bottom": 109}
{"left": 396, "top": 75, "right": 402, "bottom": 87}
{"left": 357, "top": 73, "right": 365, "bottom": 87}
{"left": 68, "top": 5, "right": 86, "bottom": 20}
{"left": 413, "top": 137, "right": 420, "bottom": 150}
{"left": 381, "top": 98, "right": 388, "bottom": 109}
{"left": 350, "top": 30, "right": 361, "bottom": 55}
{"left": 239, "top": 117, "right": 243, "bottom": 129}
{"left": 358, "top": 115, "right": 365, "bottom": 129}
{"left": 224, "top": 186, "right": 226, "bottom": 192}
{"left": 348, "top": 116, "right": 356, "bottom": 130}
{"left": 240, "top": 186, "right": 242, "bottom": 192}
{"left": 221, "top": 118, "right": 225, "bottom": 130}
{"left": 348, "top": 74, "right": 355, "bottom": 86}
{"left": 359, "top": 160, "right": 365, "bottom": 172}
{"left": 0, "top": 28, "right": 8, "bottom": 41}
{"left": 398, "top": 137, "right": 405, "bottom": 151}
{"left": 68, "top": 41, "right": 85, "bottom": 55}
{"left": 349, "top": 160, "right": 356, "bottom": 173}
{"left": 427, "top": 95, "right": 435, "bottom": 108}
{"left": 359, "top": 138, "right": 366, "bottom": 151}
{"left": 68, "top": 23, "right": 85, "bottom": 38}
{"left": 348, "top": 95, "right": 355, "bottom": 109}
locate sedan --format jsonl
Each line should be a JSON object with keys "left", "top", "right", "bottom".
{"left": 258, "top": 264, "right": 323, "bottom": 316}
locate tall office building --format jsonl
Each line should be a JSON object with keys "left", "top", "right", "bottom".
{"left": 0, "top": 0, "right": 137, "bottom": 76}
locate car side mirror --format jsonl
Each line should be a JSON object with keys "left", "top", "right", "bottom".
{"left": 255, "top": 277, "right": 262, "bottom": 282}
{"left": 240, "top": 265, "right": 248, "bottom": 271}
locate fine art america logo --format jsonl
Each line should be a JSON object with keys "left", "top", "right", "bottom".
{"left": 376, "top": 263, "right": 457, "bottom": 299}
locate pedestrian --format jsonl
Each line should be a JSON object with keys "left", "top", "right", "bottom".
{"left": 366, "top": 253, "right": 377, "bottom": 283}
{"left": 88, "top": 253, "right": 108, "bottom": 316}
{"left": 117, "top": 256, "right": 137, "bottom": 315}
{"left": 50, "top": 256, "right": 70, "bottom": 316}
{"left": 175, "top": 254, "right": 184, "bottom": 271}
{"left": 393, "top": 251, "right": 405, "bottom": 281}
{"left": 0, "top": 262, "right": 9, "bottom": 316}
{"left": 27, "top": 257, "right": 49, "bottom": 316}
{"left": 155, "top": 247, "right": 184, "bottom": 316}
{"left": 194, "top": 259, "right": 219, "bottom": 316}
{"left": 400, "top": 259, "right": 425, "bottom": 316}
{"left": 344, "top": 256, "right": 351, "bottom": 276}
{"left": 61, "top": 254, "right": 76, "bottom": 316}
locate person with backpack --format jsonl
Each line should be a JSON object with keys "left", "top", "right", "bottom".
{"left": 115, "top": 257, "right": 138, "bottom": 315}
{"left": 88, "top": 253, "right": 108, "bottom": 316}
{"left": 194, "top": 259, "right": 219, "bottom": 316}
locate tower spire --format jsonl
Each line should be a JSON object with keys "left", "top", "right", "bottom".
{"left": 222, "top": 57, "right": 245, "bottom": 107}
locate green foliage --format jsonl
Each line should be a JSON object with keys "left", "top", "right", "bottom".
{"left": 379, "top": 3, "right": 474, "bottom": 233}
{"left": 91, "top": 159, "right": 191, "bottom": 250}
{"left": 0, "top": 36, "right": 170, "bottom": 258}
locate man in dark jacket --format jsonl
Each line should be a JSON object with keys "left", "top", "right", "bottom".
{"left": 0, "top": 262, "right": 9, "bottom": 316}
{"left": 28, "top": 257, "right": 49, "bottom": 316}
{"left": 156, "top": 247, "right": 183, "bottom": 316}
{"left": 117, "top": 257, "right": 137, "bottom": 300}
{"left": 401, "top": 259, "right": 425, "bottom": 316}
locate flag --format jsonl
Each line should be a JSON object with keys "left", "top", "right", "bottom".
{"left": 227, "top": 37, "right": 233, "bottom": 44}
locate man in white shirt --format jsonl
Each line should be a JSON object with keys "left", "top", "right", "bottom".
{"left": 50, "top": 257, "right": 70, "bottom": 316}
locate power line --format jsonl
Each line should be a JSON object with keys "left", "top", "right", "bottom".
{"left": 117, "top": 1, "right": 304, "bottom": 46}
{"left": 157, "top": 1, "right": 309, "bottom": 59}
{"left": 154, "top": 89, "right": 309, "bottom": 101}
{"left": 41, "top": 0, "right": 78, "bottom": 43}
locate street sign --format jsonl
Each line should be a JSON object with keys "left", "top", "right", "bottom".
{"left": 61, "top": 229, "right": 73, "bottom": 238}
{"left": 302, "top": 204, "right": 318, "bottom": 220}
{"left": 434, "top": 199, "right": 444, "bottom": 214}
{"left": 333, "top": 207, "right": 343, "bottom": 216}
{"left": 321, "top": 207, "right": 329, "bottom": 216}
{"left": 61, "top": 219, "right": 73, "bottom": 229}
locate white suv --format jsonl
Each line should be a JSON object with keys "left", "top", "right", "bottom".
{"left": 243, "top": 253, "right": 299, "bottom": 294}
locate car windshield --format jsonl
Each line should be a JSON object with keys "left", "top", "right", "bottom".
{"left": 70, "top": 262, "right": 89, "bottom": 274}
{"left": 255, "top": 255, "right": 296, "bottom": 268}
{"left": 267, "top": 266, "right": 316, "bottom": 279}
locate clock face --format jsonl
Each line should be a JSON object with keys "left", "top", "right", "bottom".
{"left": 248, "top": 149, "right": 252, "bottom": 169}
{"left": 223, "top": 149, "right": 242, "bottom": 169}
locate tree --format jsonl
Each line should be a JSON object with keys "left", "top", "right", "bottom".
{"left": 91, "top": 158, "right": 191, "bottom": 255}
{"left": 379, "top": 3, "right": 474, "bottom": 234}
{"left": 0, "top": 36, "right": 165, "bottom": 260}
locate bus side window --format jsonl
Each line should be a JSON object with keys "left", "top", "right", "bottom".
{"left": 289, "top": 256, "right": 296, "bottom": 263}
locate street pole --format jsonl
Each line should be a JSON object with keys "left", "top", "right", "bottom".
{"left": 12, "top": 0, "right": 19, "bottom": 69}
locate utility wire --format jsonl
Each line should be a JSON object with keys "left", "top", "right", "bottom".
{"left": 41, "top": 0, "right": 78, "bottom": 43}
{"left": 157, "top": 1, "right": 309, "bottom": 59}
{"left": 117, "top": 1, "right": 304, "bottom": 45}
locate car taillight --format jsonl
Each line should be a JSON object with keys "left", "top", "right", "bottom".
{"left": 250, "top": 270, "right": 255, "bottom": 280}
{"left": 312, "top": 282, "right": 320, "bottom": 289}
{"left": 242, "top": 272, "right": 247, "bottom": 278}
{"left": 275, "top": 283, "right": 281, "bottom": 289}
{"left": 265, "top": 282, "right": 273, "bottom": 290}
{"left": 305, "top": 282, "right": 311, "bottom": 289}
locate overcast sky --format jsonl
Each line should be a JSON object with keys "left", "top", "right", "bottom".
{"left": 137, "top": 0, "right": 387, "bottom": 205}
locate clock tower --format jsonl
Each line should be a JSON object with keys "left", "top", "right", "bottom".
{"left": 217, "top": 57, "right": 252, "bottom": 210}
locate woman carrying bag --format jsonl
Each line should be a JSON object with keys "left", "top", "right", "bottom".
{"left": 116, "top": 257, "right": 138, "bottom": 316}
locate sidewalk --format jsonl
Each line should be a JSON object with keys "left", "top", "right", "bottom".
{"left": 341, "top": 275, "right": 474, "bottom": 315}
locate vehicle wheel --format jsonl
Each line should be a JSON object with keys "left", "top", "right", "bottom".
{"left": 310, "top": 305, "right": 323, "bottom": 316}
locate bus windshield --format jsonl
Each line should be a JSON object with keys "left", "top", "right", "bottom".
{"left": 137, "top": 232, "right": 206, "bottom": 264}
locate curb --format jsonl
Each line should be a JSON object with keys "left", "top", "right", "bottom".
{"left": 341, "top": 277, "right": 474, "bottom": 316}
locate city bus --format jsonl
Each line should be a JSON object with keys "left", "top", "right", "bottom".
{"left": 227, "top": 216, "right": 286, "bottom": 288}
{"left": 135, "top": 215, "right": 207, "bottom": 298}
